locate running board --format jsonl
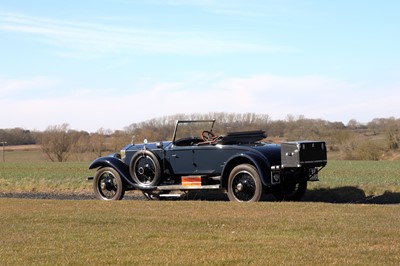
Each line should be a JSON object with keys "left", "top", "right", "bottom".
{"left": 156, "top": 184, "right": 221, "bottom": 191}
{"left": 159, "top": 194, "right": 183, "bottom": 199}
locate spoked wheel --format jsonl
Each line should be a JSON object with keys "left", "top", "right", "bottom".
{"left": 227, "top": 164, "right": 264, "bottom": 202}
{"left": 130, "top": 151, "right": 161, "bottom": 186}
{"left": 272, "top": 181, "right": 308, "bottom": 201}
{"left": 93, "top": 167, "right": 125, "bottom": 200}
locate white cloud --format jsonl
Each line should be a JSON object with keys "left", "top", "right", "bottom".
{"left": 0, "top": 11, "right": 286, "bottom": 58}
{"left": 0, "top": 76, "right": 58, "bottom": 97}
{"left": 1, "top": 73, "right": 398, "bottom": 132}
{"left": 164, "top": 0, "right": 280, "bottom": 17}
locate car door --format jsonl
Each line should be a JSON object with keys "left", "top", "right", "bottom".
{"left": 167, "top": 145, "right": 196, "bottom": 175}
{"left": 192, "top": 146, "right": 242, "bottom": 175}
{"left": 167, "top": 144, "right": 241, "bottom": 176}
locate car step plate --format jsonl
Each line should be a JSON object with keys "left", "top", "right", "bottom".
{"left": 159, "top": 194, "right": 183, "bottom": 199}
{"left": 156, "top": 184, "right": 221, "bottom": 191}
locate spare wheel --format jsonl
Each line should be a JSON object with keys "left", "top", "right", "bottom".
{"left": 129, "top": 150, "right": 161, "bottom": 186}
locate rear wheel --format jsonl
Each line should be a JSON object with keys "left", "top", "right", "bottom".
{"left": 272, "top": 181, "right": 307, "bottom": 201}
{"left": 227, "top": 164, "right": 264, "bottom": 202}
{"left": 93, "top": 167, "right": 125, "bottom": 200}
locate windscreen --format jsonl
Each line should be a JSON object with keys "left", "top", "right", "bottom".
{"left": 173, "top": 120, "right": 215, "bottom": 142}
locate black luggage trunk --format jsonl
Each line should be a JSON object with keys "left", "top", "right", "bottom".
{"left": 281, "top": 141, "right": 327, "bottom": 168}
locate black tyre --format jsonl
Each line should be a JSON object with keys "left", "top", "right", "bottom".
{"left": 130, "top": 150, "right": 161, "bottom": 186}
{"left": 227, "top": 164, "right": 264, "bottom": 202}
{"left": 272, "top": 181, "right": 307, "bottom": 201}
{"left": 93, "top": 167, "right": 125, "bottom": 200}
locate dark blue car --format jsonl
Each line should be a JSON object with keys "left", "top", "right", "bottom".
{"left": 89, "top": 120, "right": 327, "bottom": 202}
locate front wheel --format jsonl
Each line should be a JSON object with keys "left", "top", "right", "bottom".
{"left": 93, "top": 167, "right": 125, "bottom": 200}
{"left": 227, "top": 164, "right": 264, "bottom": 202}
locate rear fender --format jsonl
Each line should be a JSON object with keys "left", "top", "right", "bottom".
{"left": 89, "top": 155, "right": 156, "bottom": 190}
{"left": 221, "top": 151, "right": 271, "bottom": 188}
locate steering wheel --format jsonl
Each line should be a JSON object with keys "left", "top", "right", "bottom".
{"left": 201, "top": 130, "right": 217, "bottom": 142}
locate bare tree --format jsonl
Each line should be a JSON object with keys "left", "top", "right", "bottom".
{"left": 90, "top": 128, "right": 112, "bottom": 157}
{"left": 0, "top": 128, "right": 35, "bottom": 145}
{"left": 110, "top": 130, "right": 132, "bottom": 152}
{"left": 384, "top": 118, "right": 400, "bottom": 150}
{"left": 40, "top": 123, "right": 73, "bottom": 162}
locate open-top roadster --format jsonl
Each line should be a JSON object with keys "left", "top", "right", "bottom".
{"left": 89, "top": 120, "right": 327, "bottom": 202}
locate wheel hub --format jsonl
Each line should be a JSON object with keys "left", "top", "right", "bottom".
{"left": 236, "top": 183, "right": 244, "bottom": 191}
{"left": 101, "top": 178, "right": 115, "bottom": 191}
{"left": 232, "top": 172, "right": 256, "bottom": 201}
{"left": 138, "top": 167, "right": 145, "bottom": 175}
{"left": 138, "top": 164, "right": 152, "bottom": 176}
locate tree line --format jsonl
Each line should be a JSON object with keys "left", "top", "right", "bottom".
{"left": 1, "top": 113, "right": 399, "bottom": 162}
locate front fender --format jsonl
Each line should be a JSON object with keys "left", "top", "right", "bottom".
{"left": 89, "top": 155, "right": 156, "bottom": 190}
{"left": 89, "top": 154, "right": 123, "bottom": 169}
{"left": 221, "top": 151, "right": 271, "bottom": 188}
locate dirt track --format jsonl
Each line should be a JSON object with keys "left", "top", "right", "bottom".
{"left": 0, "top": 192, "right": 148, "bottom": 200}
{"left": 0, "top": 192, "right": 97, "bottom": 200}
{"left": 1, "top": 190, "right": 399, "bottom": 204}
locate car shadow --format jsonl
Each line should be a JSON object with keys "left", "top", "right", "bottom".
{"left": 303, "top": 186, "right": 400, "bottom": 205}
{"left": 184, "top": 187, "right": 400, "bottom": 204}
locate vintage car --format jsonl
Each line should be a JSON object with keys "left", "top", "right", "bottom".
{"left": 89, "top": 120, "right": 327, "bottom": 202}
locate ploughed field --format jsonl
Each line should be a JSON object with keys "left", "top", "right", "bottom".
{"left": 1, "top": 160, "right": 400, "bottom": 265}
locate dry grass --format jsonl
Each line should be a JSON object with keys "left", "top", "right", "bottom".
{"left": 1, "top": 158, "right": 400, "bottom": 265}
{"left": 1, "top": 199, "right": 399, "bottom": 265}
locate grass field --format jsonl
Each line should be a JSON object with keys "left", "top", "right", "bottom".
{"left": 1, "top": 199, "right": 399, "bottom": 265}
{"left": 307, "top": 160, "right": 400, "bottom": 204}
{"left": 1, "top": 159, "right": 400, "bottom": 203}
{"left": 1, "top": 154, "right": 400, "bottom": 265}
{"left": 0, "top": 161, "right": 92, "bottom": 194}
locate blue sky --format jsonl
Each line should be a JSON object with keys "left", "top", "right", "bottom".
{"left": 1, "top": 0, "right": 399, "bottom": 132}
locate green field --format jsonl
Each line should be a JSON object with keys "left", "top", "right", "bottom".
{"left": 1, "top": 160, "right": 400, "bottom": 265}
{"left": 1, "top": 160, "right": 400, "bottom": 203}
{"left": 0, "top": 161, "right": 92, "bottom": 194}
{"left": 307, "top": 160, "right": 400, "bottom": 204}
